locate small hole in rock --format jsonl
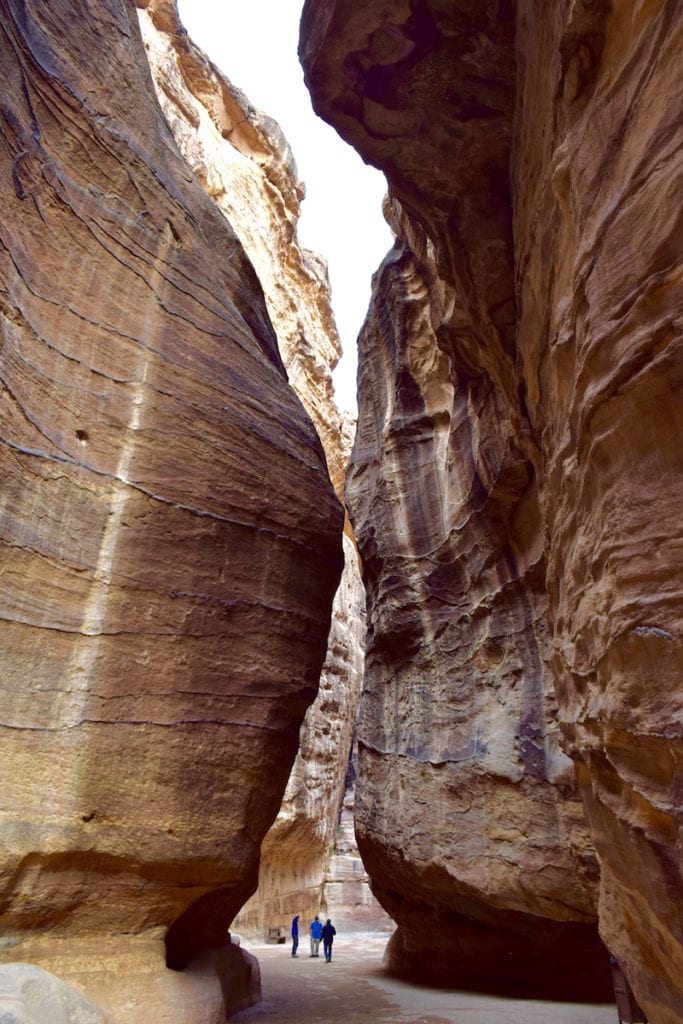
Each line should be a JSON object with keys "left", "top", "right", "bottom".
{"left": 75, "top": 429, "right": 89, "bottom": 444}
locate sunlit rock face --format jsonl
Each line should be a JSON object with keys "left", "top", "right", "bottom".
{"left": 301, "top": 0, "right": 682, "bottom": 1012}
{"left": 138, "top": 1, "right": 369, "bottom": 941}
{"left": 0, "top": 0, "right": 342, "bottom": 1017}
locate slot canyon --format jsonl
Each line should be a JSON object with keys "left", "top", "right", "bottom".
{"left": 0, "top": 1, "right": 680, "bottom": 1023}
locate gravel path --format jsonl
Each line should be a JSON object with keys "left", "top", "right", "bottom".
{"left": 233, "top": 937, "right": 617, "bottom": 1024}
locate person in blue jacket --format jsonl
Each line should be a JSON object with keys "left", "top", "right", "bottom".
{"left": 321, "top": 919, "right": 336, "bottom": 962}
{"left": 309, "top": 914, "right": 323, "bottom": 956}
{"left": 291, "top": 914, "right": 299, "bottom": 957}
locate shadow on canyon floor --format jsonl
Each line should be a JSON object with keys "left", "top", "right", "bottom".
{"left": 233, "top": 936, "right": 617, "bottom": 1024}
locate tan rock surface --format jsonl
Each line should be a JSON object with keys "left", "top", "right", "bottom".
{"left": 513, "top": 3, "right": 683, "bottom": 1019}
{"left": 0, "top": 934, "right": 259, "bottom": 1024}
{"left": 0, "top": 963, "right": 107, "bottom": 1024}
{"left": 234, "top": 532, "right": 365, "bottom": 940}
{"left": 302, "top": 0, "right": 682, "bottom": 1011}
{"left": 138, "top": 0, "right": 348, "bottom": 500}
{"left": 137, "top": 3, "right": 370, "bottom": 943}
{"left": 0, "top": 0, "right": 342, "bottom": 1014}
{"left": 323, "top": 750, "right": 394, "bottom": 935}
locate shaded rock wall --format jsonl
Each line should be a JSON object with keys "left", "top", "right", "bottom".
{"left": 138, "top": 0, "right": 369, "bottom": 942}
{"left": 513, "top": 3, "right": 683, "bottom": 1019}
{"left": 301, "top": 0, "right": 682, "bottom": 1013}
{"left": 0, "top": 0, "right": 342, "bottom": 1017}
{"left": 323, "top": 743, "right": 395, "bottom": 935}
{"left": 234, "top": 532, "right": 365, "bottom": 939}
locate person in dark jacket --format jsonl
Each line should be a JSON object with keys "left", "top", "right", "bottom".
{"left": 291, "top": 914, "right": 299, "bottom": 957}
{"left": 321, "top": 918, "right": 336, "bottom": 962}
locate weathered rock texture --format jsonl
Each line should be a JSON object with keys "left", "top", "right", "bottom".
{"left": 323, "top": 743, "right": 395, "bottom": 935}
{"left": 138, "top": 0, "right": 348, "bottom": 500}
{"left": 234, "top": 533, "right": 365, "bottom": 939}
{"left": 0, "top": 963, "right": 107, "bottom": 1024}
{"left": 301, "top": 0, "right": 682, "bottom": 1014}
{"left": 0, "top": 935, "right": 259, "bottom": 1024}
{"left": 0, "top": 0, "right": 342, "bottom": 1017}
{"left": 136, "top": 1, "right": 369, "bottom": 942}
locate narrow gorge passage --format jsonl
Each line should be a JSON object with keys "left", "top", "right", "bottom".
{"left": 0, "top": 0, "right": 679, "bottom": 1021}
{"left": 232, "top": 939, "right": 616, "bottom": 1024}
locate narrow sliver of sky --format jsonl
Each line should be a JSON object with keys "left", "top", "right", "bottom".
{"left": 176, "top": 0, "right": 394, "bottom": 415}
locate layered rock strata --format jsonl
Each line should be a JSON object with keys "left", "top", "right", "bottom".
{"left": 138, "top": 0, "right": 348, "bottom": 499}
{"left": 137, "top": 1, "right": 369, "bottom": 941}
{"left": 234, "top": 532, "right": 365, "bottom": 939}
{"left": 301, "top": 0, "right": 682, "bottom": 1014}
{"left": 0, "top": 0, "right": 342, "bottom": 1019}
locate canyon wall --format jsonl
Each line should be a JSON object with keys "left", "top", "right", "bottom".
{"left": 137, "top": 0, "right": 371, "bottom": 943}
{"left": 301, "top": 0, "right": 682, "bottom": 1016}
{"left": 0, "top": 1, "right": 343, "bottom": 1020}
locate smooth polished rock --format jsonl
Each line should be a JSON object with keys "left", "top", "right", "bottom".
{"left": 137, "top": 1, "right": 368, "bottom": 938}
{"left": 0, "top": 963, "right": 106, "bottom": 1024}
{"left": 0, "top": 0, "right": 342, "bottom": 1013}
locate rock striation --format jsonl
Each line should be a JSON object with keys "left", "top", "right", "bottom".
{"left": 138, "top": 0, "right": 348, "bottom": 500}
{"left": 0, "top": 0, "right": 342, "bottom": 1019}
{"left": 233, "top": 532, "right": 366, "bottom": 940}
{"left": 137, "top": 1, "right": 370, "bottom": 942}
{"left": 301, "top": 0, "right": 682, "bottom": 1014}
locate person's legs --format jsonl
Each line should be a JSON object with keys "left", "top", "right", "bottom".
{"left": 292, "top": 933, "right": 298, "bottom": 956}
{"left": 310, "top": 935, "right": 315, "bottom": 956}
{"left": 324, "top": 941, "right": 331, "bottom": 961}
{"left": 313, "top": 939, "right": 320, "bottom": 956}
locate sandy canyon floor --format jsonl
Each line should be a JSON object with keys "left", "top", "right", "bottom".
{"left": 233, "top": 937, "right": 617, "bottom": 1024}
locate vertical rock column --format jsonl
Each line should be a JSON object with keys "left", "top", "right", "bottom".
{"left": 301, "top": 0, "right": 610, "bottom": 999}
{"left": 0, "top": 0, "right": 342, "bottom": 1014}
{"left": 513, "top": 2, "right": 683, "bottom": 1019}
{"left": 138, "top": 0, "right": 370, "bottom": 941}
{"left": 302, "top": 0, "right": 682, "bottom": 1014}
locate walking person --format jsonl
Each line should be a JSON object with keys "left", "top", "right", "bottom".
{"left": 291, "top": 914, "right": 299, "bottom": 957}
{"left": 309, "top": 914, "right": 323, "bottom": 957}
{"left": 321, "top": 918, "right": 336, "bottom": 962}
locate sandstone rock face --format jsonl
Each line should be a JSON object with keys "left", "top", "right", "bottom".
{"left": 138, "top": 0, "right": 348, "bottom": 500}
{"left": 0, "top": 963, "right": 106, "bottom": 1024}
{"left": 0, "top": 0, "right": 342, "bottom": 1014}
{"left": 513, "top": 4, "right": 683, "bottom": 1019}
{"left": 0, "top": 935, "right": 259, "bottom": 1024}
{"left": 233, "top": 532, "right": 365, "bottom": 940}
{"left": 302, "top": 0, "right": 682, "bottom": 1012}
{"left": 323, "top": 745, "right": 395, "bottom": 936}
{"left": 136, "top": 2, "right": 369, "bottom": 943}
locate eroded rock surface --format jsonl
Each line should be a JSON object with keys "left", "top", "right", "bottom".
{"left": 137, "top": 1, "right": 369, "bottom": 941}
{"left": 301, "top": 0, "right": 682, "bottom": 1013}
{"left": 138, "top": 0, "right": 348, "bottom": 499}
{"left": 0, "top": 0, "right": 342, "bottom": 1015}
{"left": 0, "top": 963, "right": 106, "bottom": 1024}
{"left": 513, "top": 3, "right": 683, "bottom": 1019}
{"left": 234, "top": 532, "right": 365, "bottom": 939}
